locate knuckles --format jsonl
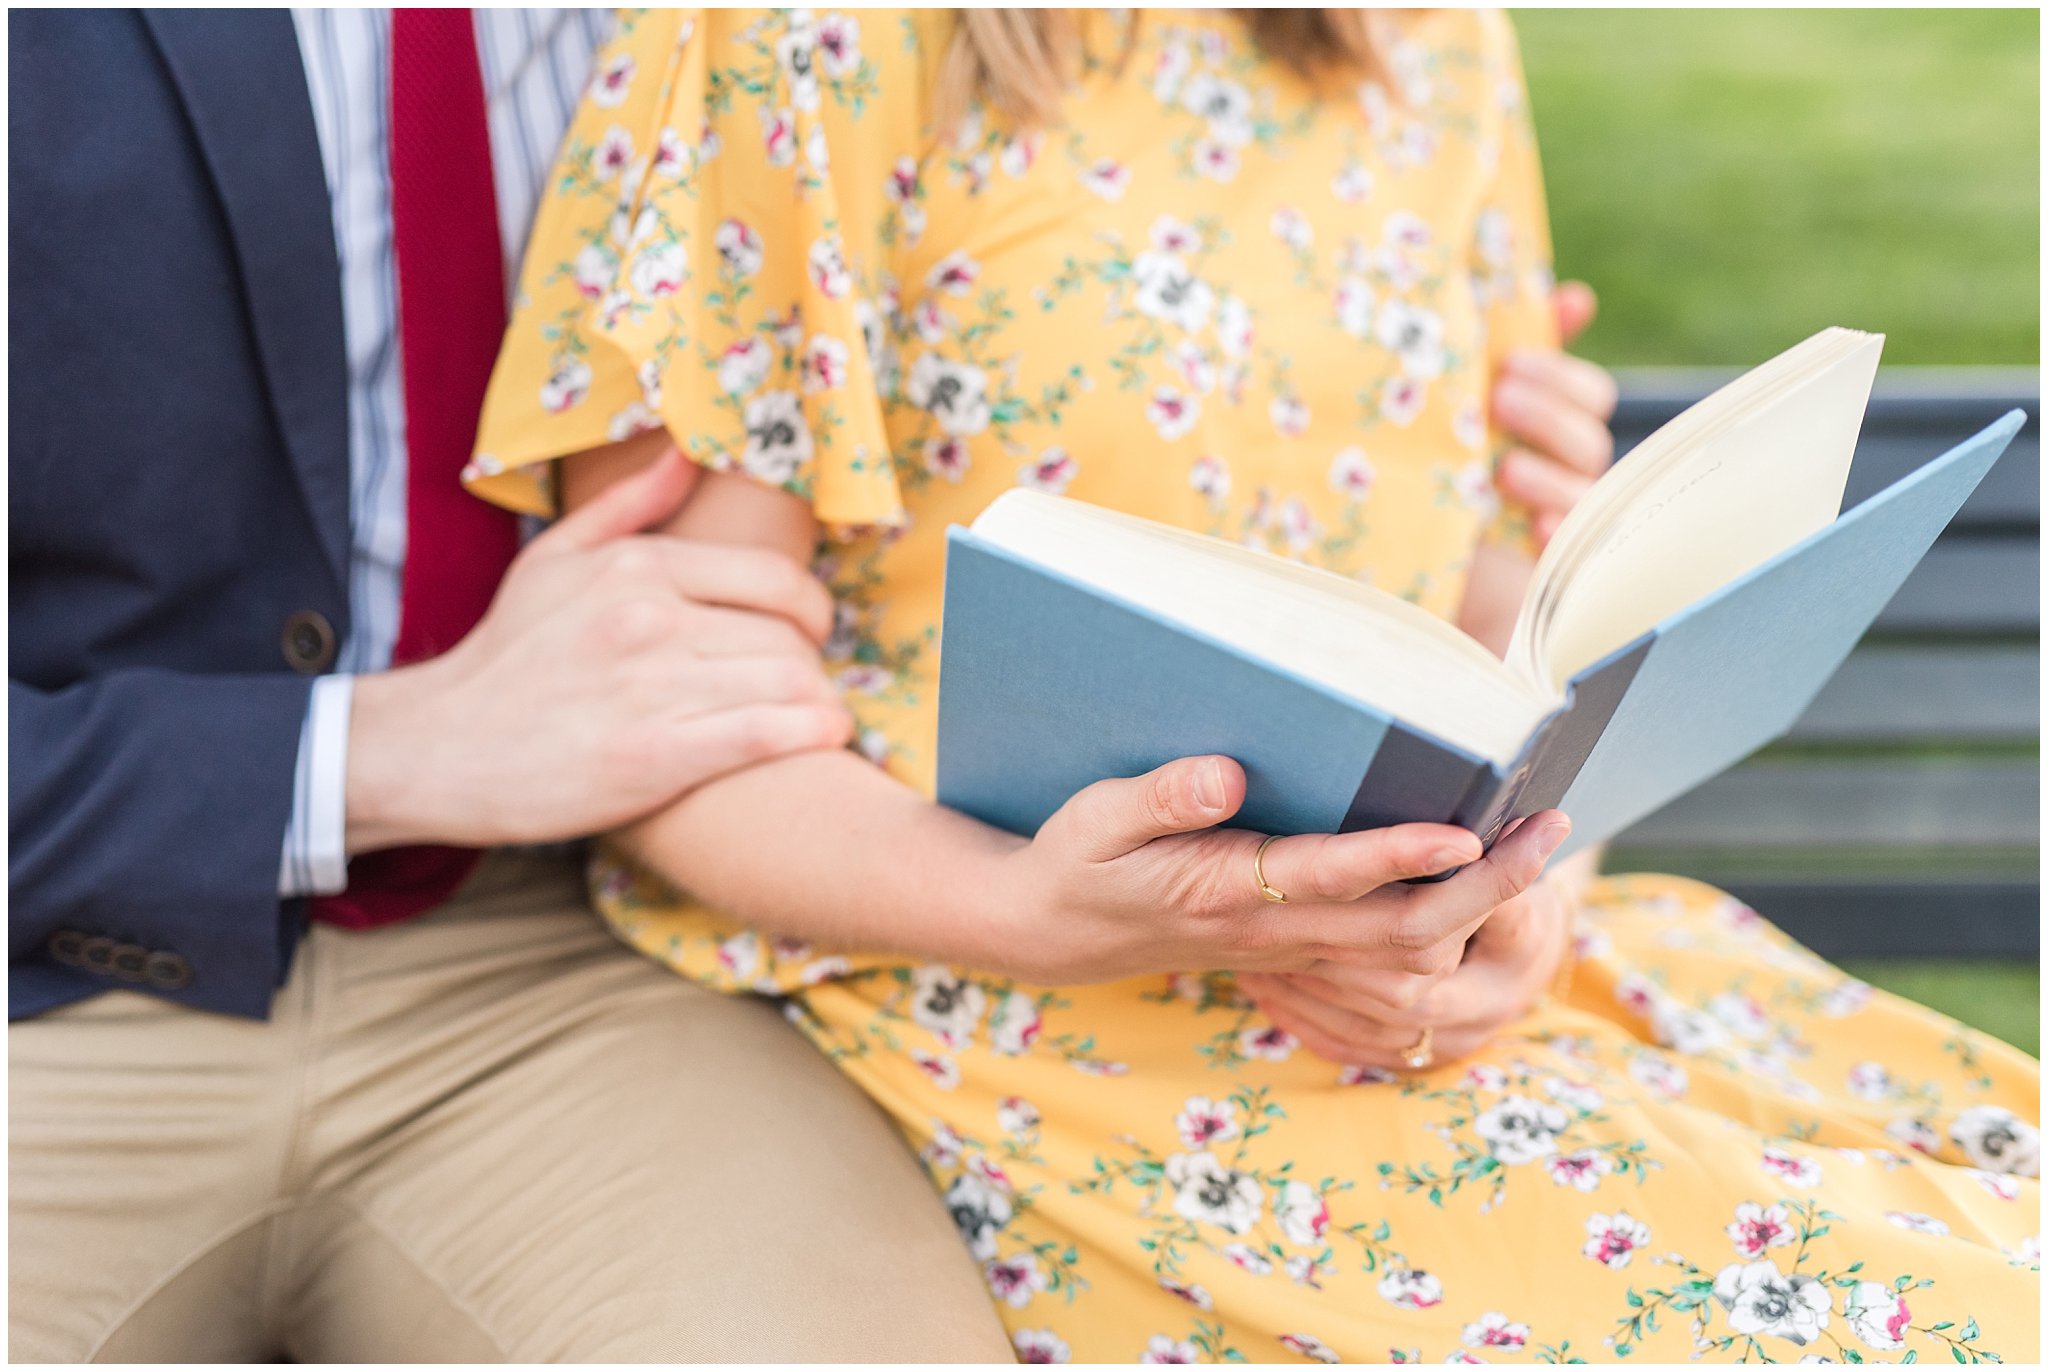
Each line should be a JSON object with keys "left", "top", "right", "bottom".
{"left": 724, "top": 708, "right": 799, "bottom": 761}
{"left": 598, "top": 538, "right": 664, "bottom": 586}
{"left": 1188, "top": 870, "right": 1245, "bottom": 930}
{"left": 726, "top": 703, "right": 841, "bottom": 765}
{"left": 1379, "top": 975, "right": 1430, "bottom": 1012}
{"left": 1396, "top": 942, "right": 1458, "bottom": 978}
{"left": 1384, "top": 911, "right": 1443, "bottom": 954}
{"left": 1480, "top": 857, "right": 1538, "bottom": 911}
{"left": 750, "top": 554, "right": 831, "bottom": 636}
{"left": 1292, "top": 839, "right": 1363, "bottom": 904}
{"left": 761, "top": 653, "right": 828, "bottom": 704}
{"left": 588, "top": 596, "right": 684, "bottom": 656}
{"left": 1201, "top": 878, "right": 1284, "bottom": 959}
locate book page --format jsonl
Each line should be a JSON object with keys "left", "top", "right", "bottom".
{"left": 1512, "top": 329, "right": 1883, "bottom": 687}
{"left": 970, "top": 492, "right": 1556, "bottom": 764}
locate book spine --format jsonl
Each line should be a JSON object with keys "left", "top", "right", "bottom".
{"left": 1409, "top": 632, "right": 1657, "bottom": 883}
{"left": 1339, "top": 721, "right": 1494, "bottom": 839}
{"left": 1384, "top": 763, "right": 1516, "bottom": 885}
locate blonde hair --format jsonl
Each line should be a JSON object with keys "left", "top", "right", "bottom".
{"left": 936, "top": 9, "right": 1387, "bottom": 131}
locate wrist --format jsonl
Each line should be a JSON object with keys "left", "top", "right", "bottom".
{"left": 1534, "top": 880, "right": 1579, "bottom": 1006}
{"left": 945, "top": 824, "right": 1040, "bottom": 976}
{"left": 344, "top": 658, "right": 467, "bottom": 854}
{"left": 1548, "top": 845, "right": 1603, "bottom": 910}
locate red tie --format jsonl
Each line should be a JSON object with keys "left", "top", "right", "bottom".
{"left": 311, "top": 9, "right": 519, "bottom": 929}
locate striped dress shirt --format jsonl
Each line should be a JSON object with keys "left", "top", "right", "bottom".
{"left": 279, "top": 8, "right": 614, "bottom": 896}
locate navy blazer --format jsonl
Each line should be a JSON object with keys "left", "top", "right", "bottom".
{"left": 10, "top": 10, "right": 351, "bottom": 1019}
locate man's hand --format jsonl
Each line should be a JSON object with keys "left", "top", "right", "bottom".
{"left": 1492, "top": 281, "right": 1621, "bottom": 548}
{"left": 344, "top": 450, "right": 852, "bottom": 855}
{"left": 1238, "top": 844, "right": 1593, "bottom": 1070}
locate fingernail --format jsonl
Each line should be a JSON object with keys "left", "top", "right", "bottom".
{"left": 1535, "top": 817, "right": 1572, "bottom": 858}
{"left": 1194, "top": 758, "right": 1224, "bottom": 812}
{"left": 1428, "top": 846, "right": 1471, "bottom": 873}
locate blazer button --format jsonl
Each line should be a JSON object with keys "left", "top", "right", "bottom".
{"left": 47, "top": 929, "right": 85, "bottom": 966}
{"left": 145, "top": 951, "right": 194, "bottom": 991}
{"left": 109, "top": 943, "right": 151, "bottom": 982}
{"left": 281, "top": 610, "right": 338, "bottom": 674}
{"left": 79, "top": 936, "right": 117, "bottom": 973}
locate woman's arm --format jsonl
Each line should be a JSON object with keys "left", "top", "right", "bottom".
{"left": 566, "top": 440, "right": 1041, "bottom": 967}
{"left": 557, "top": 439, "right": 1574, "bottom": 986}
{"left": 1454, "top": 540, "right": 1534, "bottom": 658}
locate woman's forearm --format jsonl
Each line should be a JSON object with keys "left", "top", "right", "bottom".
{"left": 1455, "top": 538, "right": 1537, "bottom": 658}
{"left": 614, "top": 745, "right": 1032, "bottom": 970}
{"left": 562, "top": 443, "right": 1037, "bottom": 969}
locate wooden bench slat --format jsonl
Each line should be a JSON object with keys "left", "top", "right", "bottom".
{"left": 1786, "top": 644, "right": 2038, "bottom": 740}
{"left": 1874, "top": 539, "right": 2040, "bottom": 633}
{"left": 1712, "top": 878, "right": 2039, "bottom": 959}
{"left": 1616, "top": 758, "right": 2039, "bottom": 849}
{"left": 1603, "top": 369, "right": 2038, "bottom": 959}
{"left": 1844, "top": 428, "right": 2038, "bottom": 528}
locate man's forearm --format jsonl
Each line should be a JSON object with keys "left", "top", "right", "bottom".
{"left": 615, "top": 747, "right": 1030, "bottom": 971}
{"left": 333, "top": 451, "right": 851, "bottom": 861}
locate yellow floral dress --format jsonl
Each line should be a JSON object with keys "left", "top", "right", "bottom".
{"left": 470, "top": 9, "right": 2039, "bottom": 1363}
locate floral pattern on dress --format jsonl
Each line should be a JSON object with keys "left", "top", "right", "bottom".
{"left": 474, "top": 9, "right": 2040, "bottom": 1362}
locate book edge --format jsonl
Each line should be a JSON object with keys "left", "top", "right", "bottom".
{"left": 943, "top": 525, "right": 1501, "bottom": 772}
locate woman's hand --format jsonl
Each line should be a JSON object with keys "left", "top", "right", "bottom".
{"left": 988, "top": 754, "right": 1572, "bottom": 986}
{"left": 1237, "top": 846, "right": 1597, "bottom": 1070}
{"left": 1492, "top": 281, "right": 1621, "bottom": 548}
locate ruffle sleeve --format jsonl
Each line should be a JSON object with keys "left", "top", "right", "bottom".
{"left": 469, "top": 8, "right": 923, "bottom": 531}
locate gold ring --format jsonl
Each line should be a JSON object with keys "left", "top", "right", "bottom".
{"left": 1402, "top": 1026, "right": 1435, "bottom": 1071}
{"left": 1253, "top": 834, "right": 1288, "bottom": 903}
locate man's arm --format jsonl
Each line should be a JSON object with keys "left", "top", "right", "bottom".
{"left": 10, "top": 670, "right": 314, "bottom": 1018}
{"left": 11, "top": 453, "right": 851, "bottom": 1020}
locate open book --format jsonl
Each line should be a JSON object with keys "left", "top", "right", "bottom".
{"left": 935, "top": 329, "right": 2023, "bottom": 860}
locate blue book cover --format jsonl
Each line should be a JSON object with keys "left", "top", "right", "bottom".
{"left": 934, "top": 412, "right": 2022, "bottom": 856}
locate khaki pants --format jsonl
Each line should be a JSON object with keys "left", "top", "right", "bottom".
{"left": 9, "top": 851, "right": 1012, "bottom": 1363}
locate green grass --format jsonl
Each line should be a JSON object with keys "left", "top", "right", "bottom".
{"left": 1842, "top": 960, "right": 2040, "bottom": 1057}
{"left": 1518, "top": 8, "right": 2040, "bottom": 365}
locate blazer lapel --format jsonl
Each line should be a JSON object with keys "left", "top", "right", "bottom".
{"left": 142, "top": 9, "right": 352, "bottom": 593}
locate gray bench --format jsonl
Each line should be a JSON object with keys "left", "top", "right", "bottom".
{"left": 1603, "top": 368, "right": 2039, "bottom": 959}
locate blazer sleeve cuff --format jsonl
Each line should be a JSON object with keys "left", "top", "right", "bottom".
{"left": 11, "top": 669, "right": 318, "bottom": 1020}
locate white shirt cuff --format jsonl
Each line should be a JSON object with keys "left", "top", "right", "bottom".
{"left": 278, "top": 674, "right": 354, "bottom": 898}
